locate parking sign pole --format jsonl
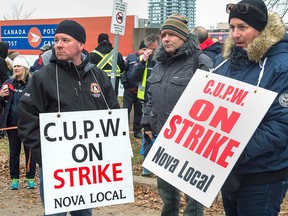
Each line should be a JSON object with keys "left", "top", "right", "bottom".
{"left": 110, "top": 0, "right": 127, "bottom": 91}
{"left": 111, "top": 34, "right": 119, "bottom": 90}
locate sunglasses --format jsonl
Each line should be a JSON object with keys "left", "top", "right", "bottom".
{"left": 226, "top": 3, "right": 266, "bottom": 17}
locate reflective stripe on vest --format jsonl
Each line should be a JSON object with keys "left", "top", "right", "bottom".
{"left": 137, "top": 55, "right": 148, "bottom": 100}
{"left": 91, "top": 49, "right": 121, "bottom": 76}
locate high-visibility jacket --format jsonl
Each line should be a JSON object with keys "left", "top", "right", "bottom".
{"left": 137, "top": 55, "right": 148, "bottom": 100}
{"left": 91, "top": 49, "right": 121, "bottom": 77}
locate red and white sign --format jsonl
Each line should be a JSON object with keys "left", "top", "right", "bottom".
{"left": 40, "top": 109, "right": 133, "bottom": 214}
{"left": 110, "top": 0, "right": 127, "bottom": 35}
{"left": 143, "top": 69, "right": 277, "bottom": 207}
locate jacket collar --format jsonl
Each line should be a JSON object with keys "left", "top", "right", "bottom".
{"left": 50, "top": 49, "right": 94, "bottom": 72}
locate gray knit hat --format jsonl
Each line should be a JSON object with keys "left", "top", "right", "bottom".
{"left": 161, "top": 14, "right": 189, "bottom": 42}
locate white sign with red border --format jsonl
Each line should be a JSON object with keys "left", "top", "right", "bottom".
{"left": 110, "top": 0, "right": 127, "bottom": 35}
{"left": 40, "top": 109, "right": 134, "bottom": 214}
{"left": 143, "top": 69, "right": 277, "bottom": 207}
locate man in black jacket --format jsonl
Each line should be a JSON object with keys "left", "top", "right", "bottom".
{"left": 90, "top": 33, "right": 125, "bottom": 96}
{"left": 18, "top": 20, "right": 119, "bottom": 216}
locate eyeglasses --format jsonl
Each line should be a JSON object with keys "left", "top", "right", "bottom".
{"left": 226, "top": 3, "right": 266, "bottom": 17}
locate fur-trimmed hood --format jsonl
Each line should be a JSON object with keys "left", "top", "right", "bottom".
{"left": 223, "top": 12, "right": 286, "bottom": 63}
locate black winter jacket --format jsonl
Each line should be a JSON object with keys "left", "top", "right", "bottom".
{"left": 2, "top": 77, "right": 28, "bottom": 127}
{"left": 141, "top": 34, "right": 213, "bottom": 133}
{"left": 90, "top": 41, "right": 125, "bottom": 73}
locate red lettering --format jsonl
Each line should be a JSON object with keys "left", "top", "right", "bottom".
{"left": 79, "top": 166, "right": 91, "bottom": 186}
{"left": 203, "top": 80, "right": 248, "bottom": 106}
{"left": 92, "top": 164, "right": 97, "bottom": 184}
{"left": 112, "top": 163, "right": 123, "bottom": 181}
{"left": 98, "top": 164, "right": 111, "bottom": 183}
{"left": 221, "top": 85, "right": 234, "bottom": 100}
{"left": 160, "top": 97, "right": 242, "bottom": 168}
{"left": 183, "top": 123, "right": 204, "bottom": 149}
{"left": 53, "top": 163, "right": 123, "bottom": 188}
{"left": 163, "top": 115, "right": 182, "bottom": 139}
{"left": 202, "top": 133, "right": 228, "bottom": 163}
{"left": 230, "top": 88, "right": 249, "bottom": 105}
{"left": 175, "top": 119, "right": 194, "bottom": 144}
{"left": 65, "top": 167, "right": 77, "bottom": 187}
{"left": 54, "top": 169, "right": 65, "bottom": 189}
{"left": 203, "top": 80, "right": 214, "bottom": 94}
{"left": 189, "top": 99, "right": 214, "bottom": 122}
{"left": 212, "top": 82, "right": 225, "bottom": 97}
{"left": 217, "top": 139, "right": 240, "bottom": 168}
{"left": 195, "top": 129, "right": 214, "bottom": 154}
{"left": 209, "top": 106, "right": 241, "bottom": 133}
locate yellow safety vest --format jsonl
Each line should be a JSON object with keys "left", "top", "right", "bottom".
{"left": 91, "top": 49, "right": 121, "bottom": 76}
{"left": 137, "top": 55, "right": 148, "bottom": 100}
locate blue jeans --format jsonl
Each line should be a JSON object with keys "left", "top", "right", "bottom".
{"left": 222, "top": 177, "right": 288, "bottom": 216}
{"left": 39, "top": 168, "right": 92, "bottom": 216}
{"left": 157, "top": 177, "right": 203, "bottom": 216}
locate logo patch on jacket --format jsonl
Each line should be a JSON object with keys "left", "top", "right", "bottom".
{"left": 90, "top": 83, "right": 101, "bottom": 97}
{"left": 279, "top": 93, "right": 288, "bottom": 107}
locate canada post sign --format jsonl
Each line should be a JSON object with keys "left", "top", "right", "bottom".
{"left": 1, "top": 24, "right": 57, "bottom": 50}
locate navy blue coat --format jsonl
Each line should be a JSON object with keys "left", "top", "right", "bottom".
{"left": 214, "top": 12, "right": 288, "bottom": 175}
{"left": 2, "top": 77, "right": 28, "bottom": 127}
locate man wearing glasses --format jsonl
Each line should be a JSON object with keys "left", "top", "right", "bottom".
{"left": 212, "top": 0, "right": 288, "bottom": 215}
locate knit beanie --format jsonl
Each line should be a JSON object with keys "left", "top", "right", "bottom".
{"left": 139, "top": 40, "right": 147, "bottom": 50}
{"left": 161, "top": 14, "right": 189, "bottom": 42}
{"left": 56, "top": 20, "right": 86, "bottom": 43}
{"left": 8, "top": 51, "right": 19, "bottom": 60}
{"left": 98, "top": 33, "right": 109, "bottom": 44}
{"left": 13, "top": 55, "right": 29, "bottom": 69}
{"left": 40, "top": 44, "right": 51, "bottom": 51}
{"left": 228, "top": 0, "right": 268, "bottom": 32}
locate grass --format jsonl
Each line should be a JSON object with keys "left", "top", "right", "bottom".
{"left": 0, "top": 138, "right": 9, "bottom": 154}
{"left": 130, "top": 133, "right": 143, "bottom": 166}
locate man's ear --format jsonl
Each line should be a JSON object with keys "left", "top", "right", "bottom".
{"left": 79, "top": 42, "right": 85, "bottom": 50}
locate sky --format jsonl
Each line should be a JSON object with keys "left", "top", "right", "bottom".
{"left": 196, "top": 0, "right": 238, "bottom": 28}
{"left": 0, "top": 0, "right": 238, "bottom": 29}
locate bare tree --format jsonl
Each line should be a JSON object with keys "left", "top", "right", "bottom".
{"left": 3, "top": 3, "right": 37, "bottom": 20}
{"left": 264, "top": 0, "right": 288, "bottom": 18}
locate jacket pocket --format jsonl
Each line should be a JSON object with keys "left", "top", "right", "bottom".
{"left": 166, "top": 76, "right": 191, "bottom": 104}
{"left": 170, "top": 76, "right": 191, "bottom": 86}
{"left": 148, "top": 74, "right": 162, "bottom": 84}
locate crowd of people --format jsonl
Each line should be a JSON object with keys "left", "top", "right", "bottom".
{"left": 0, "top": 0, "right": 288, "bottom": 215}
